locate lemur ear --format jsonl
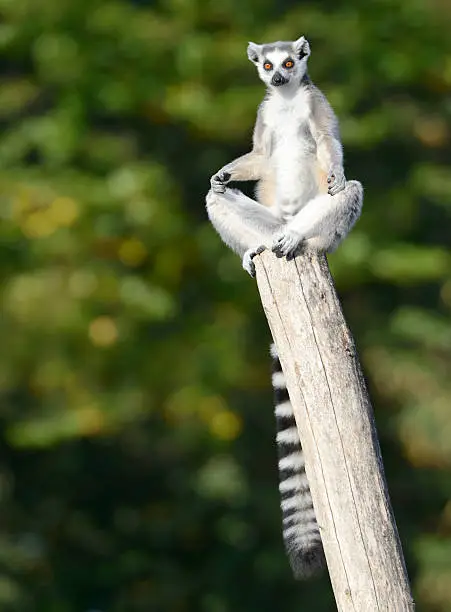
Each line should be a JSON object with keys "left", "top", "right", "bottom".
{"left": 293, "top": 36, "right": 311, "bottom": 60}
{"left": 247, "top": 42, "right": 261, "bottom": 64}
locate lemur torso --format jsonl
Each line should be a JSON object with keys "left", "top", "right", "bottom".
{"left": 256, "top": 84, "right": 328, "bottom": 216}
{"left": 205, "top": 36, "right": 363, "bottom": 579}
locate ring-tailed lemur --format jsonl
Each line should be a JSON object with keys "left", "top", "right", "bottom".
{"left": 205, "top": 36, "right": 363, "bottom": 578}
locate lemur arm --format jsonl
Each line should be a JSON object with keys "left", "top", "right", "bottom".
{"left": 211, "top": 104, "right": 267, "bottom": 191}
{"left": 308, "top": 86, "right": 345, "bottom": 196}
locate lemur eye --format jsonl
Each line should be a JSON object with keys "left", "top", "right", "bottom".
{"left": 283, "top": 59, "right": 294, "bottom": 69}
{"left": 263, "top": 61, "right": 273, "bottom": 71}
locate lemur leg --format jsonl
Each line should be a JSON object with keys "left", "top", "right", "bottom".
{"left": 206, "top": 187, "right": 282, "bottom": 276}
{"left": 272, "top": 180, "right": 363, "bottom": 258}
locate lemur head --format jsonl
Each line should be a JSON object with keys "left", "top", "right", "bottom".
{"left": 247, "top": 36, "right": 311, "bottom": 90}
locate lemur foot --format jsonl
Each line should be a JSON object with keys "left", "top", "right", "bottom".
{"left": 211, "top": 171, "right": 231, "bottom": 194}
{"left": 272, "top": 229, "right": 304, "bottom": 260}
{"left": 206, "top": 187, "right": 238, "bottom": 209}
{"left": 242, "top": 245, "right": 266, "bottom": 277}
{"left": 327, "top": 167, "right": 346, "bottom": 196}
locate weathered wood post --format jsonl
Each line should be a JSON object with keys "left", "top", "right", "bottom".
{"left": 254, "top": 250, "right": 414, "bottom": 611}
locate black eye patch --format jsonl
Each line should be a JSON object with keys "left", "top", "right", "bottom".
{"left": 283, "top": 58, "right": 295, "bottom": 69}
{"left": 263, "top": 60, "right": 273, "bottom": 71}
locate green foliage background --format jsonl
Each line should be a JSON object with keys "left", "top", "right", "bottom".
{"left": 0, "top": 0, "right": 450, "bottom": 609}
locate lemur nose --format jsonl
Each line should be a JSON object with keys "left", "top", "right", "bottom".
{"left": 271, "top": 72, "right": 286, "bottom": 86}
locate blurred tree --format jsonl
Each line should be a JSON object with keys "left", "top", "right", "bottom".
{"left": 0, "top": 0, "right": 450, "bottom": 610}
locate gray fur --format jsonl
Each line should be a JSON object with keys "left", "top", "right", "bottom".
{"left": 262, "top": 42, "right": 292, "bottom": 55}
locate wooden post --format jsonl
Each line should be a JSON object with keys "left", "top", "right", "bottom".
{"left": 254, "top": 250, "right": 414, "bottom": 611}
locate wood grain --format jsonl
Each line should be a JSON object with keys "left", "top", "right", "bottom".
{"left": 254, "top": 249, "right": 414, "bottom": 611}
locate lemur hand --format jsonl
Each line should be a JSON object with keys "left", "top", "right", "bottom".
{"left": 272, "top": 228, "right": 304, "bottom": 260}
{"left": 242, "top": 245, "right": 266, "bottom": 277}
{"left": 211, "top": 170, "right": 231, "bottom": 194}
{"left": 327, "top": 167, "right": 346, "bottom": 196}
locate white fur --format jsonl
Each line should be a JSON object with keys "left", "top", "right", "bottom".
{"left": 281, "top": 494, "right": 313, "bottom": 513}
{"left": 264, "top": 49, "right": 289, "bottom": 71}
{"left": 275, "top": 400, "right": 294, "bottom": 418}
{"left": 279, "top": 452, "right": 305, "bottom": 471}
{"left": 264, "top": 87, "right": 318, "bottom": 218}
{"left": 283, "top": 509, "right": 317, "bottom": 527}
{"left": 271, "top": 371, "right": 286, "bottom": 389}
{"left": 276, "top": 426, "right": 301, "bottom": 445}
{"left": 278, "top": 472, "right": 310, "bottom": 492}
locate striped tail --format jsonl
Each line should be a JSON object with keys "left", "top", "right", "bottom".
{"left": 270, "top": 343, "right": 325, "bottom": 579}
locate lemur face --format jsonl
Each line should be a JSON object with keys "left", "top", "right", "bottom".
{"left": 247, "top": 37, "right": 311, "bottom": 90}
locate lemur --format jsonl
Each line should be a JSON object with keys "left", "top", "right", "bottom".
{"left": 205, "top": 36, "right": 363, "bottom": 579}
